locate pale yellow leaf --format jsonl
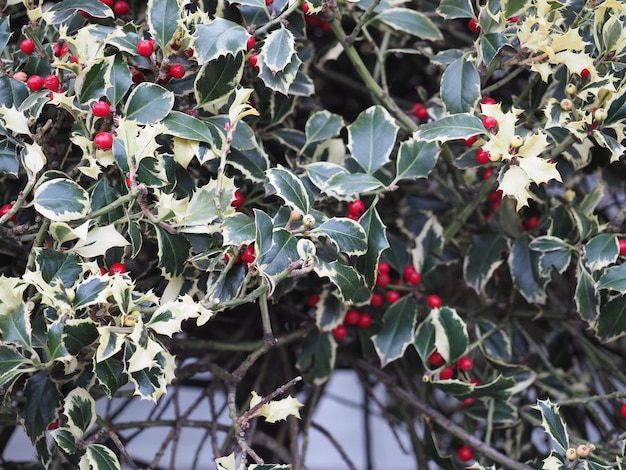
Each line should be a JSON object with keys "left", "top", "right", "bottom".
{"left": 518, "top": 132, "right": 549, "bottom": 159}
{"left": 215, "top": 453, "right": 236, "bottom": 470}
{"left": 21, "top": 143, "right": 47, "bottom": 178}
{"left": 0, "top": 276, "right": 28, "bottom": 316}
{"left": 127, "top": 337, "right": 164, "bottom": 374}
{"left": 70, "top": 225, "right": 130, "bottom": 258}
{"left": 172, "top": 137, "right": 200, "bottom": 168}
{"left": 518, "top": 156, "right": 562, "bottom": 184}
{"left": 498, "top": 166, "right": 532, "bottom": 211}
{"left": 0, "top": 106, "right": 31, "bottom": 135}
{"left": 249, "top": 391, "right": 303, "bottom": 423}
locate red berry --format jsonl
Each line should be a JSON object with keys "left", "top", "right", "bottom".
{"left": 231, "top": 189, "right": 245, "bottom": 207}
{"left": 169, "top": 64, "right": 185, "bottom": 79}
{"left": 332, "top": 324, "right": 347, "bottom": 340}
{"left": 386, "top": 290, "right": 401, "bottom": 304}
{"left": 43, "top": 74, "right": 60, "bottom": 91}
{"left": 581, "top": 68, "right": 590, "bottom": 78}
{"left": 109, "top": 262, "right": 127, "bottom": 275}
{"left": 440, "top": 366, "right": 454, "bottom": 380}
{"left": 488, "top": 190, "right": 503, "bottom": 204}
{"left": 91, "top": 100, "right": 111, "bottom": 118}
{"left": 405, "top": 270, "right": 421, "bottom": 285}
{"left": 318, "top": 19, "right": 331, "bottom": 33}
{"left": 20, "top": 39, "right": 36, "bottom": 54}
{"left": 376, "top": 272, "right": 390, "bottom": 287}
{"left": 428, "top": 351, "right": 445, "bottom": 367}
{"left": 462, "top": 397, "right": 475, "bottom": 407}
{"left": 247, "top": 36, "right": 256, "bottom": 50}
{"left": 243, "top": 245, "right": 256, "bottom": 264}
{"left": 99, "top": 266, "right": 107, "bottom": 275}
{"left": 482, "top": 115, "right": 498, "bottom": 130}
{"left": 27, "top": 75, "right": 44, "bottom": 90}
{"left": 347, "top": 199, "right": 366, "bottom": 218}
{"left": 475, "top": 148, "right": 491, "bottom": 164}
{"left": 357, "top": 312, "right": 372, "bottom": 328}
{"left": 305, "top": 14, "right": 319, "bottom": 27}
{"left": 113, "top": 0, "right": 130, "bottom": 15}
{"left": 47, "top": 418, "right": 60, "bottom": 430}
{"left": 265, "top": 0, "right": 273, "bottom": 5}
{"left": 0, "top": 203, "right": 17, "bottom": 221}
{"left": 483, "top": 167, "right": 494, "bottom": 180}
{"left": 378, "top": 261, "right": 390, "bottom": 274}
{"left": 507, "top": 15, "right": 519, "bottom": 22}
{"left": 619, "top": 240, "right": 626, "bottom": 256}
{"left": 526, "top": 215, "right": 539, "bottom": 230}
{"left": 403, "top": 265, "right": 417, "bottom": 281}
{"left": 302, "top": 1, "right": 310, "bottom": 13}
{"left": 621, "top": 403, "right": 626, "bottom": 419}
{"left": 126, "top": 175, "right": 132, "bottom": 187}
{"left": 137, "top": 39, "right": 155, "bottom": 57}
{"left": 94, "top": 132, "right": 113, "bottom": 150}
{"left": 463, "top": 135, "right": 478, "bottom": 147}
{"left": 345, "top": 309, "right": 360, "bottom": 325}
{"left": 470, "top": 378, "right": 481, "bottom": 385}
{"left": 457, "top": 356, "right": 473, "bottom": 372}
{"left": 370, "top": 293, "right": 383, "bottom": 307}
{"left": 307, "top": 293, "right": 320, "bottom": 307}
{"left": 458, "top": 446, "right": 474, "bottom": 462}
{"left": 468, "top": 18, "right": 480, "bottom": 33}
{"left": 248, "top": 52, "right": 259, "bottom": 69}
{"left": 426, "top": 294, "right": 442, "bottom": 308}
{"left": 100, "top": 0, "right": 114, "bottom": 6}
{"left": 481, "top": 97, "right": 497, "bottom": 105}
{"left": 52, "top": 43, "right": 63, "bottom": 57}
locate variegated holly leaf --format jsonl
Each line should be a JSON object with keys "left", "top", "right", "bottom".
{"left": 147, "top": 0, "right": 180, "bottom": 49}
{"left": 412, "top": 113, "right": 484, "bottom": 142}
{"left": 509, "top": 233, "right": 549, "bottom": 304}
{"left": 79, "top": 443, "right": 121, "bottom": 470}
{"left": 34, "top": 176, "right": 90, "bottom": 222}
{"left": 71, "top": 225, "right": 130, "bottom": 259}
{"left": 464, "top": 234, "right": 508, "bottom": 294}
{"left": 372, "top": 296, "right": 418, "bottom": 366}
{"left": 410, "top": 216, "right": 444, "bottom": 274}
{"left": 311, "top": 218, "right": 368, "bottom": 256}
{"left": 249, "top": 391, "right": 303, "bottom": 423}
{"left": 63, "top": 388, "right": 96, "bottom": 439}
{"left": 267, "top": 167, "right": 311, "bottom": 214}
{"left": 347, "top": 105, "right": 398, "bottom": 174}
{"left": 355, "top": 206, "right": 389, "bottom": 288}
{"left": 595, "top": 297, "right": 626, "bottom": 341}
{"left": 296, "top": 329, "right": 336, "bottom": 385}
{"left": 124, "top": 83, "right": 174, "bottom": 124}
{"left": 154, "top": 226, "right": 191, "bottom": 279}
{"left": 43, "top": 0, "right": 113, "bottom": 23}
{"left": 436, "top": 0, "right": 474, "bottom": 19}
{"left": 395, "top": 139, "right": 439, "bottom": 181}
{"left": 257, "top": 53, "right": 302, "bottom": 95}
{"left": 19, "top": 371, "right": 62, "bottom": 441}
{"left": 583, "top": 233, "right": 619, "bottom": 271}
{"left": 194, "top": 53, "right": 244, "bottom": 108}
{"left": 441, "top": 56, "right": 480, "bottom": 114}
{"left": 0, "top": 344, "right": 32, "bottom": 387}
{"left": 223, "top": 212, "right": 256, "bottom": 246}
{"left": 0, "top": 302, "right": 33, "bottom": 351}
{"left": 373, "top": 8, "right": 442, "bottom": 40}
{"left": 260, "top": 26, "right": 295, "bottom": 73}
{"left": 432, "top": 306, "right": 468, "bottom": 363}
{"left": 575, "top": 260, "right": 599, "bottom": 323}
{"left": 193, "top": 18, "right": 248, "bottom": 64}
{"left": 325, "top": 172, "right": 386, "bottom": 197}
{"left": 303, "top": 111, "right": 344, "bottom": 150}
{"left": 533, "top": 399, "right": 569, "bottom": 451}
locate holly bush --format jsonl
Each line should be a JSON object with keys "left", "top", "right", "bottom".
{"left": 1, "top": 0, "right": 626, "bottom": 468}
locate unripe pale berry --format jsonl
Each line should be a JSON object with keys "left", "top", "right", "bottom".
{"left": 565, "top": 448, "right": 577, "bottom": 461}
{"left": 563, "top": 188, "right": 576, "bottom": 202}
{"left": 13, "top": 71, "right": 28, "bottom": 82}
{"left": 303, "top": 214, "right": 315, "bottom": 227}
{"left": 560, "top": 98, "right": 573, "bottom": 111}
{"left": 593, "top": 108, "right": 607, "bottom": 122}
{"left": 565, "top": 83, "right": 577, "bottom": 96}
{"left": 510, "top": 135, "right": 524, "bottom": 148}
{"left": 488, "top": 152, "right": 502, "bottom": 162}
{"left": 576, "top": 444, "right": 590, "bottom": 459}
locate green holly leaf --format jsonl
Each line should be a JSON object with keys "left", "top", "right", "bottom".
{"left": 94, "top": 352, "right": 128, "bottom": 396}
{"left": 33, "top": 176, "right": 90, "bottom": 222}
{"left": 44, "top": 0, "right": 113, "bottom": 23}
{"left": 73, "top": 277, "right": 110, "bottom": 310}
{"left": 296, "top": 329, "right": 336, "bottom": 385}
{"left": 464, "top": 400, "right": 518, "bottom": 425}
{"left": 595, "top": 297, "right": 626, "bottom": 341}
{"left": 414, "top": 315, "right": 436, "bottom": 363}
{"left": 412, "top": 114, "right": 484, "bottom": 142}
{"left": 105, "top": 54, "right": 132, "bottom": 106}
{"left": 147, "top": 0, "right": 180, "bottom": 49}
{"left": 480, "top": 32, "right": 510, "bottom": 65}
{"left": 0, "top": 344, "right": 32, "bottom": 387}
{"left": 193, "top": 19, "right": 249, "bottom": 65}
{"left": 19, "top": 371, "right": 62, "bottom": 441}
{"left": 312, "top": 217, "right": 368, "bottom": 256}
{"left": 267, "top": 167, "right": 311, "bottom": 214}
{"left": 124, "top": 83, "right": 174, "bottom": 124}
{"left": 372, "top": 296, "right": 418, "bottom": 366}
{"left": 75, "top": 59, "right": 107, "bottom": 104}
{"left": 583, "top": 233, "right": 619, "bottom": 271}
{"left": 347, "top": 105, "right": 398, "bottom": 174}
{"left": 0, "top": 17, "right": 10, "bottom": 55}
{"left": 509, "top": 233, "right": 549, "bottom": 304}
{"left": 475, "top": 320, "right": 512, "bottom": 364}
{"left": 194, "top": 53, "right": 244, "bottom": 108}
{"left": 441, "top": 57, "right": 480, "bottom": 114}
{"left": 373, "top": 8, "right": 442, "bottom": 40}
{"left": 35, "top": 248, "right": 82, "bottom": 288}
{"left": 326, "top": 172, "right": 386, "bottom": 197}
{"left": 0, "top": 143, "right": 19, "bottom": 176}
{"left": 163, "top": 111, "right": 223, "bottom": 144}
{"left": 464, "top": 234, "right": 508, "bottom": 294}
{"left": 51, "top": 429, "right": 77, "bottom": 454}
{"left": 533, "top": 399, "right": 569, "bottom": 451}
{"left": 0, "top": 76, "right": 29, "bottom": 109}
{"left": 395, "top": 140, "right": 439, "bottom": 181}
{"left": 355, "top": 206, "right": 389, "bottom": 288}
{"left": 257, "top": 53, "right": 303, "bottom": 95}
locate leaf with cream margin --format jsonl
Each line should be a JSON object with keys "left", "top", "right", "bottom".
{"left": 145, "top": 295, "right": 211, "bottom": 336}
{"left": 518, "top": 156, "right": 562, "bottom": 185}
{"left": 116, "top": 118, "right": 167, "bottom": 168}
{"left": 0, "top": 106, "right": 31, "bottom": 135}
{"left": 0, "top": 276, "right": 28, "bottom": 316}
{"left": 498, "top": 166, "right": 533, "bottom": 211}
{"left": 21, "top": 143, "right": 47, "bottom": 178}
{"left": 70, "top": 225, "right": 130, "bottom": 258}
{"left": 215, "top": 453, "right": 236, "bottom": 470}
{"left": 126, "top": 336, "right": 165, "bottom": 374}
{"left": 228, "top": 88, "right": 259, "bottom": 125}
{"left": 249, "top": 391, "right": 303, "bottom": 423}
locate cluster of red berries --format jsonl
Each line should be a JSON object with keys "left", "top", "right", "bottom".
{"left": 428, "top": 351, "right": 474, "bottom": 380}
{"left": 332, "top": 309, "right": 373, "bottom": 340}
{"left": 410, "top": 102, "right": 429, "bottom": 121}
{"left": 302, "top": 2, "right": 331, "bottom": 32}
{"left": 231, "top": 189, "right": 246, "bottom": 207}
{"left": 225, "top": 245, "right": 256, "bottom": 267}
{"left": 374, "top": 261, "right": 421, "bottom": 305}
{"left": 346, "top": 199, "right": 365, "bottom": 220}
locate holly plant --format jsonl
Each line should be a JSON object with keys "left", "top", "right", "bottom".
{"left": 1, "top": 0, "right": 626, "bottom": 468}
